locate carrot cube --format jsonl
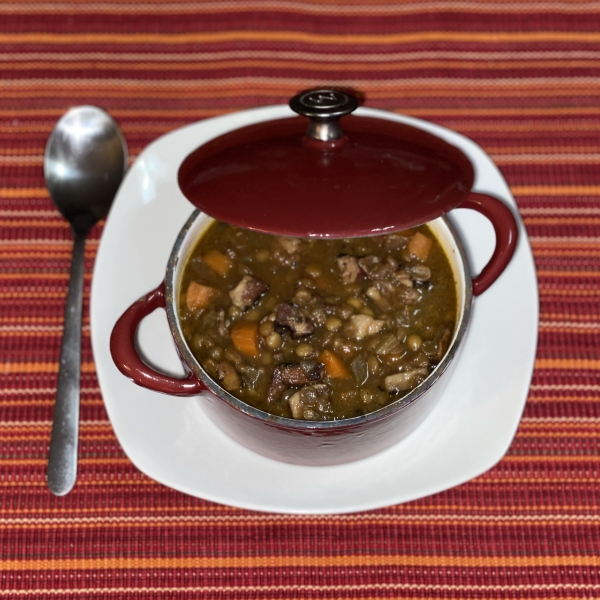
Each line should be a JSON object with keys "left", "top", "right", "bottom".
{"left": 231, "top": 322, "right": 260, "bottom": 357}
{"left": 203, "top": 250, "right": 233, "bottom": 276}
{"left": 318, "top": 349, "right": 351, "bottom": 380}
{"left": 186, "top": 281, "right": 218, "bottom": 312}
{"left": 407, "top": 231, "right": 432, "bottom": 261}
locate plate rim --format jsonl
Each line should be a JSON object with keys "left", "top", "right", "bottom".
{"left": 91, "top": 104, "right": 539, "bottom": 514}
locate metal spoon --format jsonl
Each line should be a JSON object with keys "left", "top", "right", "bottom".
{"left": 44, "top": 106, "right": 128, "bottom": 496}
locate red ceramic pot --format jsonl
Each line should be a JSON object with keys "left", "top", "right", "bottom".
{"left": 110, "top": 91, "right": 518, "bottom": 466}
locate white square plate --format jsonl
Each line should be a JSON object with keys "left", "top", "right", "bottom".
{"left": 91, "top": 106, "right": 538, "bottom": 514}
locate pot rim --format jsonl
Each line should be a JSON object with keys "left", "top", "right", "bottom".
{"left": 164, "top": 209, "right": 473, "bottom": 430}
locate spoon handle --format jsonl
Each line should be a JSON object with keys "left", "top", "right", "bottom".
{"left": 47, "top": 230, "right": 87, "bottom": 496}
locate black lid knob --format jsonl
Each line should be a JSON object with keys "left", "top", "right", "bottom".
{"left": 289, "top": 89, "right": 359, "bottom": 141}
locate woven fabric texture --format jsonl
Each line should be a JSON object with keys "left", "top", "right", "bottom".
{"left": 1, "top": 2, "right": 599, "bottom": 598}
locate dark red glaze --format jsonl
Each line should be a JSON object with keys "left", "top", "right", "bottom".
{"left": 198, "top": 378, "right": 445, "bottom": 466}
{"left": 460, "top": 192, "right": 519, "bottom": 296}
{"left": 178, "top": 115, "right": 474, "bottom": 238}
{"left": 110, "top": 282, "right": 206, "bottom": 396}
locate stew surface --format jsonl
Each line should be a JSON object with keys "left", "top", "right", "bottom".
{"left": 179, "top": 221, "right": 457, "bottom": 421}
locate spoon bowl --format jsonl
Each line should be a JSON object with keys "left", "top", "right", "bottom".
{"left": 45, "top": 106, "right": 127, "bottom": 495}
{"left": 45, "top": 106, "right": 127, "bottom": 232}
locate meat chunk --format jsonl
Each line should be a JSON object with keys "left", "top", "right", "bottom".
{"left": 365, "top": 286, "right": 391, "bottom": 311}
{"left": 396, "top": 287, "right": 421, "bottom": 305}
{"left": 336, "top": 255, "right": 363, "bottom": 284}
{"left": 237, "top": 364, "right": 261, "bottom": 389}
{"left": 229, "top": 275, "right": 268, "bottom": 309}
{"left": 276, "top": 236, "right": 302, "bottom": 254}
{"left": 345, "top": 314, "right": 386, "bottom": 341}
{"left": 384, "top": 368, "right": 429, "bottom": 393}
{"left": 385, "top": 232, "right": 409, "bottom": 251}
{"left": 358, "top": 255, "right": 390, "bottom": 280}
{"left": 357, "top": 255, "right": 379, "bottom": 276}
{"left": 275, "top": 302, "right": 314, "bottom": 338}
{"left": 215, "top": 361, "right": 241, "bottom": 393}
{"left": 215, "top": 308, "right": 229, "bottom": 338}
{"left": 267, "top": 360, "right": 325, "bottom": 402}
{"left": 288, "top": 383, "right": 332, "bottom": 420}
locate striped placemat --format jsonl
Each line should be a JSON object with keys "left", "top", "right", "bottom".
{"left": 1, "top": 2, "right": 599, "bottom": 598}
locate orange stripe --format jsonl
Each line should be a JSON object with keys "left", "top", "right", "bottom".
{"left": 0, "top": 148, "right": 46, "bottom": 155}
{"left": 502, "top": 455, "right": 600, "bottom": 462}
{"left": 516, "top": 429, "right": 600, "bottom": 435}
{"left": 1, "top": 362, "right": 95, "bottom": 374}
{"left": 0, "top": 458, "right": 130, "bottom": 466}
{"left": 0, "top": 242, "right": 90, "bottom": 247}
{"left": 540, "top": 313, "right": 600, "bottom": 320}
{"left": 0, "top": 274, "right": 92, "bottom": 280}
{"left": 0, "top": 481, "right": 155, "bottom": 488}
{"left": 0, "top": 432, "right": 108, "bottom": 440}
{"left": 9, "top": 0, "right": 600, "bottom": 5}
{"left": 533, "top": 250, "right": 600, "bottom": 257}
{"left": 489, "top": 145, "right": 600, "bottom": 153}
{"left": 3, "top": 31, "right": 600, "bottom": 45}
{"left": 0, "top": 293, "right": 75, "bottom": 299}
{"left": 537, "top": 271, "right": 600, "bottom": 278}
{"left": 0, "top": 159, "right": 43, "bottom": 167}
{"left": 4, "top": 518, "right": 600, "bottom": 532}
{"left": 4, "top": 0, "right": 600, "bottom": 16}
{"left": 450, "top": 121, "right": 600, "bottom": 132}
{"left": 0, "top": 317, "right": 70, "bottom": 323}
{"left": 531, "top": 240, "right": 600, "bottom": 247}
{"left": 524, "top": 218, "right": 600, "bottom": 225}
{"left": 539, "top": 290, "right": 600, "bottom": 297}
{"left": 0, "top": 187, "right": 47, "bottom": 198}
{"left": 540, "top": 328, "right": 600, "bottom": 334}
{"left": 0, "top": 591, "right": 597, "bottom": 600}
{"left": 0, "top": 401, "right": 104, "bottom": 408}
{"left": 527, "top": 396, "right": 600, "bottom": 402}
{"left": 0, "top": 476, "right": 583, "bottom": 489}
{"left": 2, "top": 554, "right": 600, "bottom": 570}
{"left": 4, "top": 80, "right": 600, "bottom": 93}
{"left": 0, "top": 592, "right": 597, "bottom": 600}
{"left": 520, "top": 421, "right": 600, "bottom": 428}
{"left": 513, "top": 185, "right": 600, "bottom": 195}
{"left": 0, "top": 424, "right": 111, "bottom": 431}
{"left": 536, "top": 359, "right": 600, "bottom": 369}
{"left": 2, "top": 452, "right": 594, "bottom": 465}
{"left": 405, "top": 106, "right": 600, "bottom": 116}
{"left": 0, "top": 108, "right": 228, "bottom": 118}
{"left": 0, "top": 504, "right": 498, "bottom": 514}
{"left": 0, "top": 88, "right": 597, "bottom": 101}
{"left": 0, "top": 504, "right": 234, "bottom": 514}
{"left": 6, "top": 59, "right": 600, "bottom": 71}
{"left": 0, "top": 253, "right": 94, "bottom": 259}
{"left": 536, "top": 269, "right": 600, "bottom": 276}
{"left": 0, "top": 220, "right": 66, "bottom": 227}
{"left": 0, "top": 332, "right": 89, "bottom": 338}
{"left": 0, "top": 503, "right": 593, "bottom": 514}
{"left": 494, "top": 157, "right": 600, "bottom": 166}
{"left": 1, "top": 106, "right": 599, "bottom": 118}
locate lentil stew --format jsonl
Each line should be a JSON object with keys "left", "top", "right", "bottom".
{"left": 179, "top": 221, "right": 457, "bottom": 421}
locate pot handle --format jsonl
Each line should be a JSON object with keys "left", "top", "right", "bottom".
{"left": 458, "top": 192, "right": 518, "bottom": 296}
{"left": 110, "top": 282, "right": 207, "bottom": 396}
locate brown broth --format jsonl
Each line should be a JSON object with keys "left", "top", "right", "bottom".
{"left": 179, "top": 221, "right": 457, "bottom": 421}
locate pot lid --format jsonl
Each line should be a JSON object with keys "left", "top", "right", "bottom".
{"left": 178, "top": 89, "right": 475, "bottom": 237}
